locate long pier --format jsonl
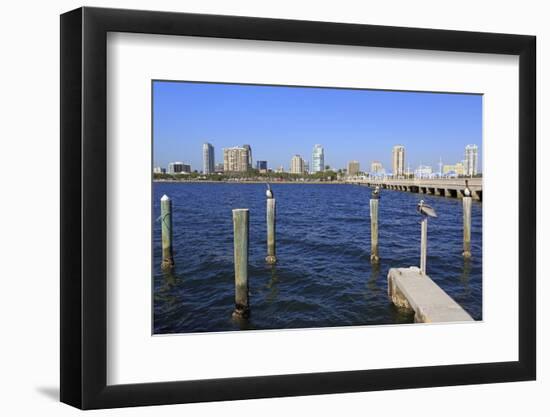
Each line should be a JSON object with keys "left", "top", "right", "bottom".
{"left": 347, "top": 177, "right": 482, "bottom": 201}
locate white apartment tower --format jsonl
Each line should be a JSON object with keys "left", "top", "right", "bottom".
{"left": 464, "top": 144, "right": 478, "bottom": 176}
{"left": 223, "top": 147, "right": 250, "bottom": 172}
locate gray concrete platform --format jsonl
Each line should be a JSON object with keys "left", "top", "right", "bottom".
{"left": 387, "top": 267, "right": 474, "bottom": 323}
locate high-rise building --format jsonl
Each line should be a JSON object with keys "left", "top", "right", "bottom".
{"left": 464, "top": 144, "right": 478, "bottom": 176}
{"left": 392, "top": 145, "right": 405, "bottom": 177}
{"left": 223, "top": 147, "right": 250, "bottom": 172}
{"left": 371, "top": 161, "right": 383, "bottom": 175}
{"left": 215, "top": 163, "right": 224, "bottom": 173}
{"left": 242, "top": 144, "right": 252, "bottom": 169}
{"left": 202, "top": 142, "right": 215, "bottom": 174}
{"left": 347, "top": 160, "right": 360, "bottom": 176}
{"left": 312, "top": 144, "right": 324, "bottom": 173}
{"left": 303, "top": 160, "right": 309, "bottom": 174}
{"left": 168, "top": 162, "right": 191, "bottom": 174}
{"left": 290, "top": 155, "right": 305, "bottom": 174}
{"left": 153, "top": 166, "right": 165, "bottom": 174}
{"left": 256, "top": 160, "right": 268, "bottom": 171}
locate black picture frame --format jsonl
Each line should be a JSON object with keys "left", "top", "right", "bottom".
{"left": 60, "top": 6, "right": 536, "bottom": 410}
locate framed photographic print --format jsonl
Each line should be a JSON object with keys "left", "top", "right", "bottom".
{"left": 60, "top": 6, "right": 536, "bottom": 409}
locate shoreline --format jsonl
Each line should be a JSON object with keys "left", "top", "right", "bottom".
{"left": 153, "top": 179, "right": 349, "bottom": 185}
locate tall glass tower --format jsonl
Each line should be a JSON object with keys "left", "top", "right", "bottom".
{"left": 242, "top": 144, "right": 252, "bottom": 169}
{"left": 202, "top": 142, "right": 215, "bottom": 174}
{"left": 312, "top": 144, "right": 324, "bottom": 173}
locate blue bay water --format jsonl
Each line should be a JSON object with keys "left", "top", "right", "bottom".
{"left": 153, "top": 183, "right": 482, "bottom": 334}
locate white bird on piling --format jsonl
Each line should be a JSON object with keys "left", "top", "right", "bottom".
{"left": 372, "top": 185, "right": 380, "bottom": 199}
{"left": 266, "top": 183, "right": 274, "bottom": 199}
{"left": 417, "top": 199, "right": 437, "bottom": 218}
{"left": 464, "top": 179, "right": 472, "bottom": 197}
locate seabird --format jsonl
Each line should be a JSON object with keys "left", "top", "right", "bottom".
{"left": 417, "top": 199, "right": 437, "bottom": 218}
{"left": 372, "top": 186, "right": 380, "bottom": 199}
{"left": 464, "top": 180, "right": 472, "bottom": 197}
{"left": 266, "top": 183, "right": 274, "bottom": 199}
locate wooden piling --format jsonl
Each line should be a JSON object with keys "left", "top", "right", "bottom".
{"left": 265, "top": 198, "right": 277, "bottom": 264}
{"left": 160, "top": 195, "right": 174, "bottom": 270}
{"left": 370, "top": 199, "right": 380, "bottom": 262}
{"left": 463, "top": 196, "right": 472, "bottom": 258}
{"left": 420, "top": 217, "right": 428, "bottom": 275}
{"left": 232, "top": 209, "right": 250, "bottom": 319}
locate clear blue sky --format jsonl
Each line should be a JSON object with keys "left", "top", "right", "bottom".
{"left": 153, "top": 81, "right": 482, "bottom": 173}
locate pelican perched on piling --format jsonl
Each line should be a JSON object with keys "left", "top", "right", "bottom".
{"left": 372, "top": 185, "right": 380, "bottom": 199}
{"left": 464, "top": 180, "right": 472, "bottom": 197}
{"left": 417, "top": 199, "right": 437, "bottom": 218}
{"left": 266, "top": 183, "right": 274, "bottom": 199}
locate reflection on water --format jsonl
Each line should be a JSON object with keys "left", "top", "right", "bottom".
{"left": 153, "top": 183, "right": 482, "bottom": 334}
{"left": 366, "top": 262, "right": 382, "bottom": 296}
{"left": 265, "top": 265, "right": 280, "bottom": 304}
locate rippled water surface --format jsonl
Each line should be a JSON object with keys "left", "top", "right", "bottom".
{"left": 153, "top": 183, "right": 482, "bottom": 334}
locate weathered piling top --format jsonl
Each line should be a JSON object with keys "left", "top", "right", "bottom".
{"left": 388, "top": 267, "right": 474, "bottom": 323}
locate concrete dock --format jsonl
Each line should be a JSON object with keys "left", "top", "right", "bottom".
{"left": 387, "top": 267, "right": 474, "bottom": 323}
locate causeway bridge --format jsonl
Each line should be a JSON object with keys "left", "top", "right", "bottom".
{"left": 346, "top": 177, "right": 482, "bottom": 201}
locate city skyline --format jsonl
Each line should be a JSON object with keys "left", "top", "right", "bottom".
{"left": 153, "top": 81, "right": 483, "bottom": 172}
{"left": 156, "top": 142, "right": 479, "bottom": 177}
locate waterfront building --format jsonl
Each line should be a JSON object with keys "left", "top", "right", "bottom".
{"left": 215, "top": 163, "right": 224, "bottom": 173}
{"left": 414, "top": 165, "right": 433, "bottom": 179}
{"left": 153, "top": 166, "right": 165, "bottom": 174}
{"left": 202, "top": 142, "right": 215, "bottom": 174}
{"left": 243, "top": 144, "right": 253, "bottom": 169}
{"left": 168, "top": 162, "right": 191, "bottom": 174}
{"left": 303, "top": 160, "right": 310, "bottom": 174}
{"left": 464, "top": 144, "right": 478, "bottom": 176}
{"left": 443, "top": 162, "right": 465, "bottom": 176}
{"left": 276, "top": 165, "right": 285, "bottom": 173}
{"left": 256, "top": 160, "right": 268, "bottom": 171}
{"left": 443, "top": 164, "right": 454, "bottom": 175}
{"left": 290, "top": 155, "right": 305, "bottom": 174}
{"left": 455, "top": 162, "right": 464, "bottom": 175}
{"left": 312, "top": 144, "right": 325, "bottom": 173}
{"left": 371, "top": 161, "right": 383, "bottom": 175}
{"left": 347, "top": 160, "right": 360, "bottom": 176}
{"left": 392, "top": 145, "right": 406, "bottom": 178}
{"left": 223, "top": 147, "right": 250, "bottom": 172}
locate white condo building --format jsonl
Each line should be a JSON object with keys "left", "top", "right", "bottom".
{"left": 464, "top": 144, "right": 478, "bottom": 176}
{"left": 223, "top": 147, "right": 250, "bottom": 172}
